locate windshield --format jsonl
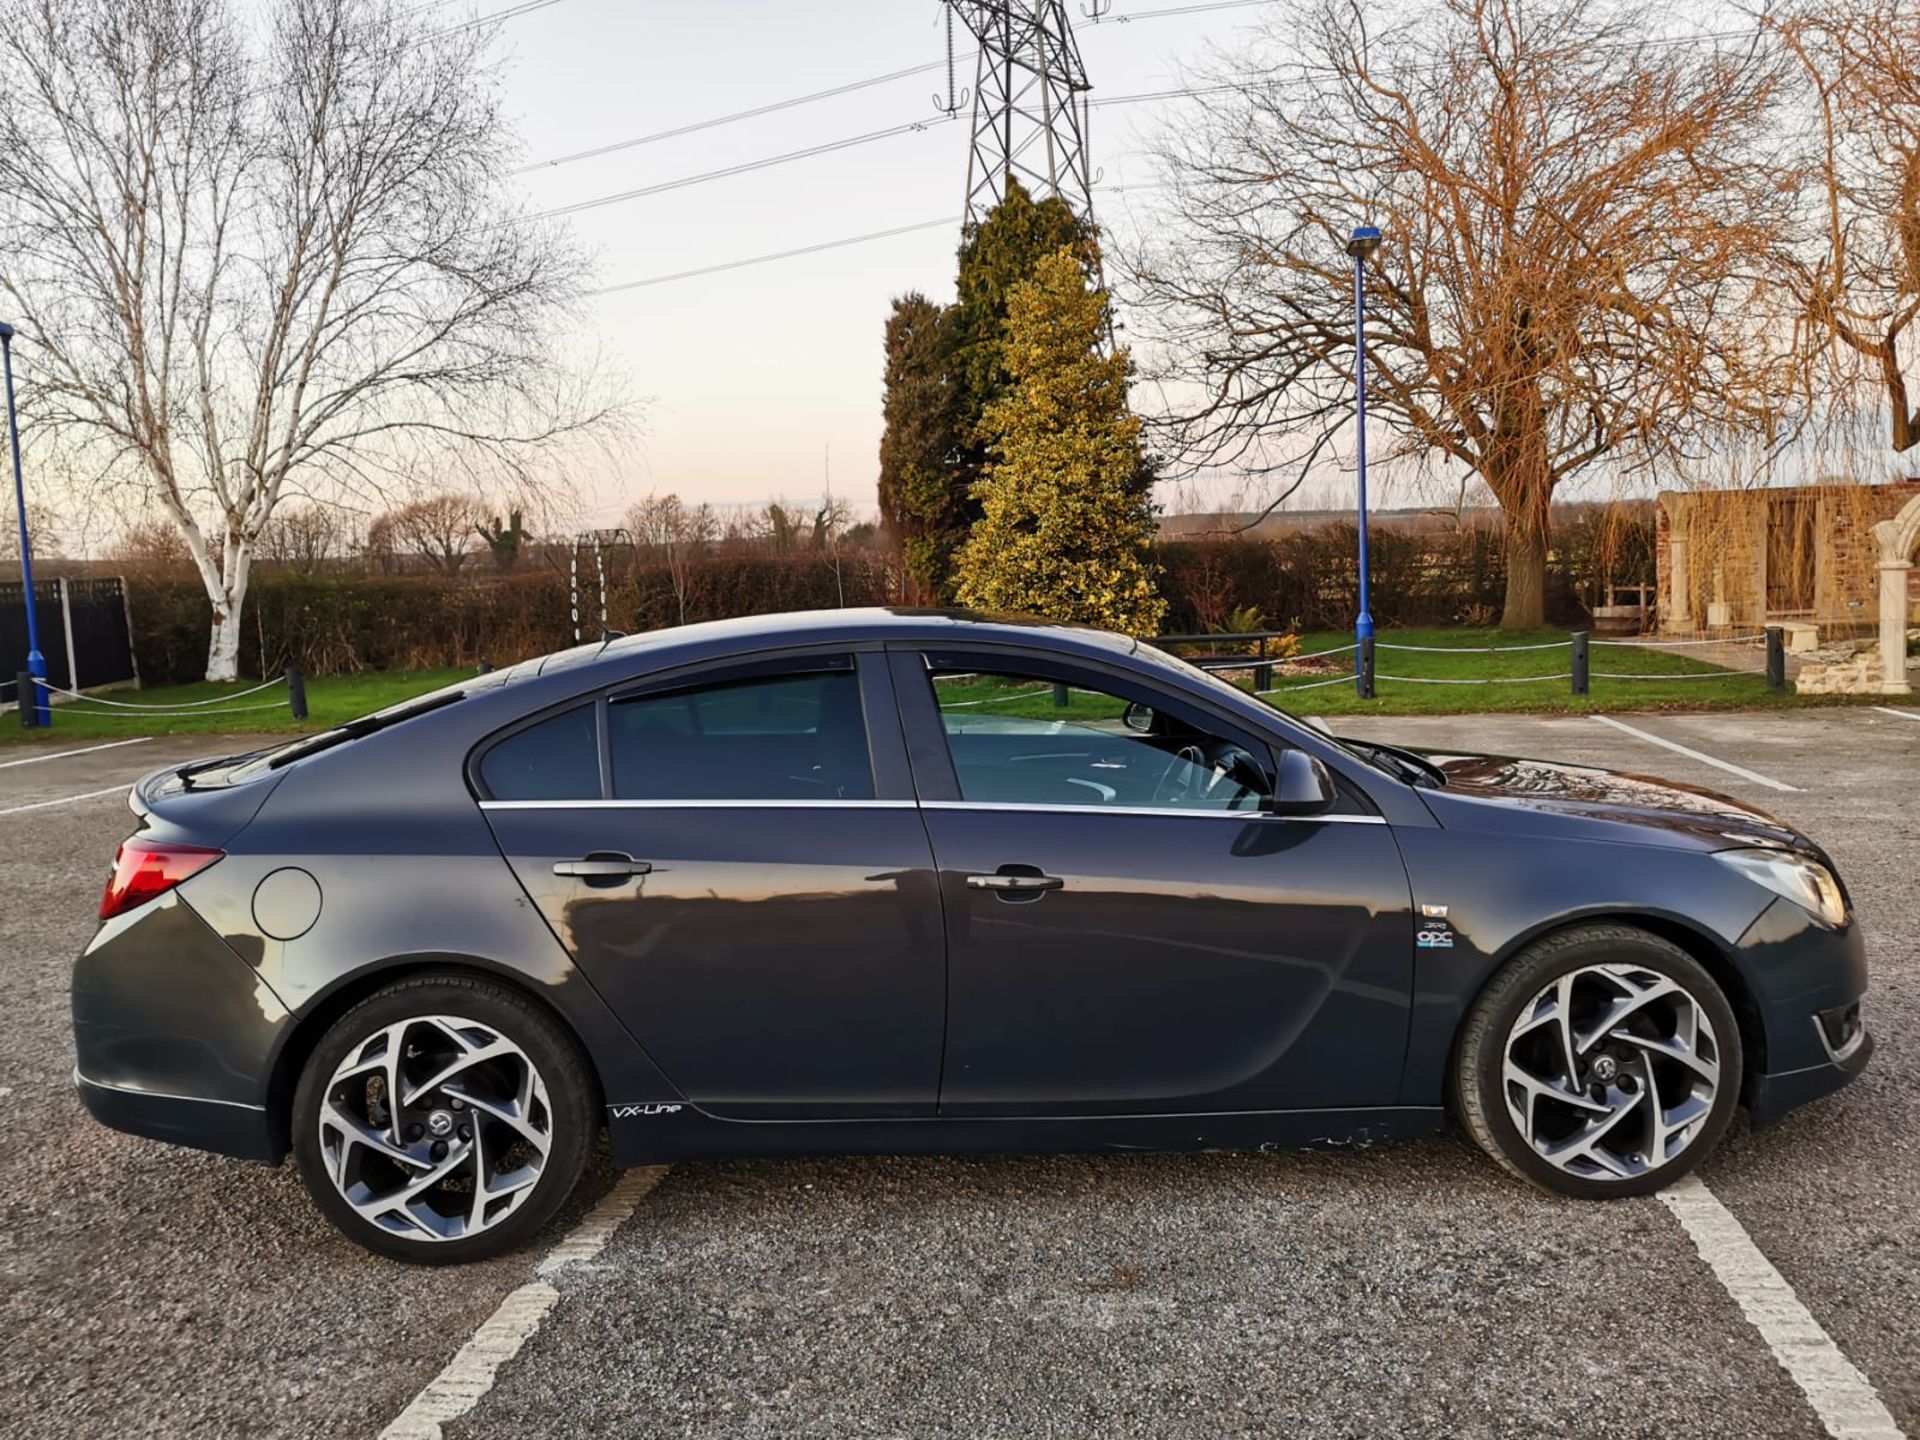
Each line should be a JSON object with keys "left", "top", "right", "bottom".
{"left": 1130, "top": 641, "right": 1379, "bottom": 765}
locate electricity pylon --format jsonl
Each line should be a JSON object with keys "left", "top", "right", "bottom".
{"left": 945, "top": 1, "right": 1098, "bottom": 230}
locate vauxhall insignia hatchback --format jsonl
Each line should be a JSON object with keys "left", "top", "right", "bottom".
{"left": 72, "top": 610, "right": 1871, "bottom": 1263}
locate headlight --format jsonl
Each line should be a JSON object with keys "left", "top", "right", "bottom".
{"left": 1715, "top": 848, "right": 1848, "bottom": 928}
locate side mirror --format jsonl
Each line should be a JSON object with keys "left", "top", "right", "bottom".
{"left": 1122, "top": 700, "right": 1155, "bottom": 733}
{"left": 1265, "top": 749, "right": 1336, "bottom": 817}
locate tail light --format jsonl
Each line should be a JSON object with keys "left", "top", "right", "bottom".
{"left": 100, "top": 837, "right": 224, "bottom": 919}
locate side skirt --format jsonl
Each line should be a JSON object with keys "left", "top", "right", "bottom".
{"left": 605, "top": 1104, "right": 1446, "bottom": 1167}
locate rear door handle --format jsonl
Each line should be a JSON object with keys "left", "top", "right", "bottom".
{"left": 553, "top": 854, "right": 653, "bottom": 879}
{"left": 966, "top": 871, "right": 1064, "bottom": 892}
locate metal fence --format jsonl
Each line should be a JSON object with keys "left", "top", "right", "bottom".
{"left": 1, "top": 575, "right": 138, "bottom": 708}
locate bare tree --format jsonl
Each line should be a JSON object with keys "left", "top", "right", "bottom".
{"left": 1771, "top": 0, "right": 1920, "bottom": 455}
{"left": 1, "top": 500, "right": 64, "bottom": 563}
{"left": 1129, "top": 0, "right": 1789, "bottom": 626}
{"left": 627, "top": 492, "right": 717, "bottom": 626}
{"left": 256, "top": 503, "right": 348, "bottom": 573}
{"left": 371, "top": 494, "right": 479, "bottom": 576}
{"left": 0, "top": 0, "right": 624, "bottom": 678}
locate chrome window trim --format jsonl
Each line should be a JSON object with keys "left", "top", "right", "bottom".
{"left": 478, "top": 798, "right": 920, "bottom": 811}
{"left": 475, "top": 798, "right": 1386, "bottom": 823}
{"left": 920, "top": 801, "right": 1388, "bottom": 824}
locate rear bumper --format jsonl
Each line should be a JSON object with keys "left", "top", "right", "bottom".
{"left": 73, "top": 1068, "right": 279, "bottom": 1163}
{"left": 71, "top": 891, "right": 291, "bottom": 1162}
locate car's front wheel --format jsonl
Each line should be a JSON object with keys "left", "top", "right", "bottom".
{"left": 1454, "top": 925, "right": 1742, "bottom": 1198}
{"left": 292, "top": 973, "right": 595, "bottom": 1263}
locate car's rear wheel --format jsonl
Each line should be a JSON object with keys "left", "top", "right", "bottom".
{"left": 292, "top": 974, "right": 595, "bottom": 1263}
{"left": 1454, "top": 925, "right": 1742, "bottom": 1198}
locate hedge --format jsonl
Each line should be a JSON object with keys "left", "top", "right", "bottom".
{"left": 128, "top": 517, "right": 1650, "bottom": 683}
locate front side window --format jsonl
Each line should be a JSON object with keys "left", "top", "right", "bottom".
{"left": 930, "top": 668, "right": 1269, "bottom": 812}
{"left": 610, "top": 669, "right": 874, "bottom": 801}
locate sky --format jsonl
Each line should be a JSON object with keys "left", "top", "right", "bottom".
{"left": 482, "top": 0, "right": 1278, "bottom": 526}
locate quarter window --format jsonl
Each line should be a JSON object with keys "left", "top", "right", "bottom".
{"left": 479, "top": 704, "right": 601, "bottom": 801}
{"left": 610, "top": 669, "right": 875, "bottom": 801}
{"left": 929, "top": 669, "right": 1269, "bottom": 812}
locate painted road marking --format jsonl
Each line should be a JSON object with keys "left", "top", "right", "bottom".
{"left": 0, "top": 737, "right": 152, "bottom": 770}
{"left": 0, "top": 784, "right": 130, "bottom": 817}
{"left": 1660, "top": 1177, "right": 1903, "bottom": 1439}
{"left": 1870, "top": 706, "right": 1920, "bottom": 723}
{"left": 380, "top": 1166, "right": 670, "bottom": 1440}
{"left": 1592, "top": 715, "right": 1799, "bottom": 792}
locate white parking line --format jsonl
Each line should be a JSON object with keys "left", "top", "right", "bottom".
{"left": 1870, "top": 706, "right": 1920, "bottom": 723}
{"left": 0, "top": 737, "right": 152, "bottom": 769}
{"left": 380, "top": 1166, "right": 670, "bottom": 1440}
{"left": 1592, "top": 715, "right": 1799, "bottom": 792}
{"left": 0, "top": 784, "right": 130, "bottom": 817}
{"left": 1660, "top": 1177, "right": 1903, "bottom": 1439}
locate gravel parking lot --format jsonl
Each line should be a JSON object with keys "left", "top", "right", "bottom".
{"left": 1, "top": 709, "right": 1913, "bottom": 1439}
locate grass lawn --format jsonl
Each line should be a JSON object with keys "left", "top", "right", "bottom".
{"left": 1168, "top": 627, "right": 1809, "bottom": 717}
{"left": 2, "top": 668, "right": 469, "bottom": 746}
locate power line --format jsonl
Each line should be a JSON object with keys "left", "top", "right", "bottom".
{"left": 585, "top": 182, "right": 1170, "bottom": 297}
{"left": 529, "top": 114, "right": 962, "bottom": 223}
{"left": 512, "top": 0, "right": 1279, "bottom": 177}
{"left": 589, "top": 218, "right": 962, "bottom": 295}
{"left": 512, "top": 58, "right": 959, "bottom": 175}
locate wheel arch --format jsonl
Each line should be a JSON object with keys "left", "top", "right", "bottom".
{"left": 263, "top": 954, "right": 609, "bottom": 1162}
{"left": 1458, "top": 910, "right": 1768, "bottom": 1110}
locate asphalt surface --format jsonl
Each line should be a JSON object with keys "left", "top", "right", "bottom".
{"left": 0, "top": 709, "right": 1913, "bottom": 1438}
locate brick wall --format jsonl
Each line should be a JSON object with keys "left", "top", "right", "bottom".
{"left": 1655, "top": 479, "right": 1920, "bottom": 635}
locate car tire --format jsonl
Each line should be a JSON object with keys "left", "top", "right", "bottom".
{"left": 292, "top": 972, "right": 596, "bottom": 1264}
{"left": 1453, "top": 924, "right": 1742, "bottom": 1199}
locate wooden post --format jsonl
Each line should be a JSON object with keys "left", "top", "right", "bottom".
{"left": 1765, "top": 627, "right": 1785, "bottom": 692}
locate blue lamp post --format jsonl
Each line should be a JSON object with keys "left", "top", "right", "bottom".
{"left": 1345, "top": 225, "right": 1382, "bottom": 699}
{"left": 1, "top": 322, "right": 50, "bottom": 727}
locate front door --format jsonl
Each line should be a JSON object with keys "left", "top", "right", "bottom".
{"left": 478, "top": 653, "right": 946, "bottom": 1118}
{"left": 891, "top": 649, "right": 1414, "bottom": 1116}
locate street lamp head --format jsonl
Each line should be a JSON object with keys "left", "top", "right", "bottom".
{"left": 1346, "top": 225, "right": 1383, "bottom": 260}
{"left": 0, "top": 322, "right": 13, "bottom": 341}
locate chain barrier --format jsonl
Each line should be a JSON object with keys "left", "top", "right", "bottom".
{"left": 1375, "top": 672, "right": 1575, "bottom": 686}
{"left": 37, "top": 675, "right": 287, "bottom": 709}
{"left": 1590, "top": 634, "right": 1767, "bottom": 647}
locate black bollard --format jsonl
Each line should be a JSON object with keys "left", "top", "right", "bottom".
{"left": 1357, "top": 635, "right": 1376, "bottom": 700}
{"left": 1765, "top": 627, "right": 1785, "bottom": 691}
{"left": 15, "top": 671, "right": 34, "bottom": 728}
{"left": 1571, "top": 631, "right": 1590, "bottom": 696}
{"left": 285, "top": 664, "right": 308, "bottom": 720}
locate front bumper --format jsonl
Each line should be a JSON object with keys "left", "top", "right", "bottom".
{"left": 1736, "top": 897, "right": 1874, "bottom": 1126}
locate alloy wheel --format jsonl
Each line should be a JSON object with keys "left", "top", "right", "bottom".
{"left": 1501, "top": 963, "right": 1721, "bottom": 1182}
{"left": 316, "top": 1013, "right": 553, "bottom": 1243}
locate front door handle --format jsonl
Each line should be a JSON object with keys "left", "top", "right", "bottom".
{"left": 966, "top": 870, "right": 1064, "bottom": 892}
{"left": 553, "top": 853, "right": 653, "bottom": 880}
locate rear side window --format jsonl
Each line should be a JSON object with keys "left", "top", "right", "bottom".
{"left": 480, "top": 705, "right": 600, "bottom": 800}
{"left": 610, "top": 670, "right": 874, "bottom": 801}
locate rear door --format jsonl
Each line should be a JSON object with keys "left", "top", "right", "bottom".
{"left": 891, "top": 647, "right": 1415, "bottom": 1116}
{"left": 477, "top": 650, "right": 946, "bottom": 1118}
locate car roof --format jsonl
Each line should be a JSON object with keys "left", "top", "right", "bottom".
{"left": 525, "top": 607, "right": 1146, "bottom": 685}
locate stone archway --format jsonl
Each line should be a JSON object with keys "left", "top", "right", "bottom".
{"left": 1873, "top": 493, "right": 1920, "bottom": 694}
